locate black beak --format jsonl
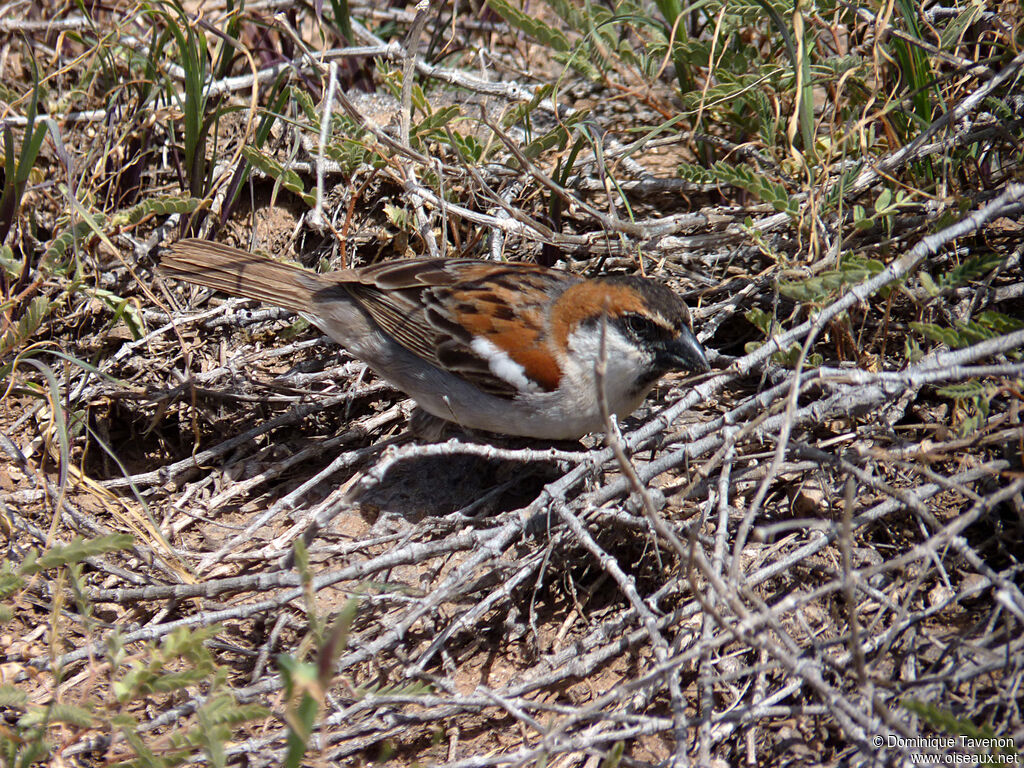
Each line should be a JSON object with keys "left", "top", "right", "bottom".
{"left": 657, "top": 326, "right": 710, "bottom": 374}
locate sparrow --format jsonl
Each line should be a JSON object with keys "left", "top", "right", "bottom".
{"left": 160, "top": 239, "right": 709, "bottom": 440}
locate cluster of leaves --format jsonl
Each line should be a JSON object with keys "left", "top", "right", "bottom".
{"left": 778, "top": 254, "right": 887, "bottom": 305}
{"left": 680, "top": 161, "right": 800, "bottom": 216}
{"left": 493, "top": 0, "right": 1015, "bottom": 244}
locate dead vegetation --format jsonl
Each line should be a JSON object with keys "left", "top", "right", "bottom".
{"left": 1, "top": 1, "right": 1023, "bottom": 766}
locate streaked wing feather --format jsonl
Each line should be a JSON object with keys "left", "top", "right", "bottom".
{"left": 323, "top": 258, "right": 578, "bottom": 399}
{"left": 435, "top": 340, "right": 519, "bottom": 397}
{"left": 340, "top": 285, "right": 443, "bottom": 364}
{"left": 428, "top": 269, "right": 576, "bottom": 394}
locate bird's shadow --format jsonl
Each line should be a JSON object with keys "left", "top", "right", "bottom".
{"left": 355, "top": 444, "right": 575, "bottom": 524}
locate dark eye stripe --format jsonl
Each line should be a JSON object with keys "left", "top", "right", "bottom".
{"left": 621, "top": 313, "right": 673, "bottom": 340}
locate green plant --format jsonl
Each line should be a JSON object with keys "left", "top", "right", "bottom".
{"left": 909, "top": 251, "right": 1018, "bottom": 360}
{"left": 278, "top": 540, "right": 359, "bottom": 768}
{"left": 241, "top": 147, "right": 316, "bottom": 207}
{"left": 934, "top": 379, "right": 1004, "bottom": 437}
{"left": 0, "top": 80, "right": 48, "bottom": 245}
{"left": 852, "top": 187, "right": 912, "bottom": 236}
{"left": 148, "top": 1, "right": 224, "bottom": 205}
{"left": 681, "top": 160, "right": 800, "bottom": 216}
{"left": 910, "top": 311, "right": 1023, "bottom": 353}
{"left": 745, "top": 306, "right": 823, "bottom": 368}
{"left": 0, "top": 536, "right": 269, "bottom": 768}
{"left": 917, "top": 253, "right": 1006, "bottom": 297}
{"left": 778, "top": 255, "right": 888, "bottom": 304}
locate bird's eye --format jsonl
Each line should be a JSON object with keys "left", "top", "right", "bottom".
{"left": 621, "top": 313, "right": 669, "bottom": 341}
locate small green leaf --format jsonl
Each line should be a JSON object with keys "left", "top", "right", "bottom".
{"left": 904, "top": 336, "right": 923, "bottom": 363}
{"left": 410, "top": 105, "right": 463, "bottom": 145}
{"left": 677, "top": 162, "right": 715, "bottom": 184}
{"left": 936, "top": 381, "right": 989, "bottom": 399}
{"left": 938, "top": 252, "right": 1005, "bottom": 288}
{"left": 0, "top": 244, "right": 21, "bottom": 278}
{"left": 292, "top": 87, "right": 318, "bottom": 124}
{"left": 383, "top": 203, "right": 409, "bottom": 229}
{"left": 919, "top": 271, "right": 938, "bottom": 296}
{"left": 242, "top": 146, "right": 315, "bottom": 207}
{"left": 745, "top": 307, "right": 773, "bottom": 335}
{"left": 109, "top": 196, "right": 200, "bottom": 228}
{"left": 87, "top": 287, "right": 146, "bottom": 341}
{"left": 955, "top": 319, "right": 995, "bottom": 344}
{"left": 43, "top": 220, "right": 100, "bottom": 269}
{"left": 874, "top": 188, "right": 893, "bottom": 213}
{"left": 976, "top": 311, "right": 1024, "bottom": 333}
{"left": 48, "top": 703, "right": 95, "bottom": 728}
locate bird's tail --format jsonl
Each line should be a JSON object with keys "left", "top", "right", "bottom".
{"left": 160, "top": 238, "right": 319, "bottom": 313}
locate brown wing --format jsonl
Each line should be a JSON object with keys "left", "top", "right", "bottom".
{"left": 429, "top": 267, "right": 572, "bottom": 395}
{"left": 316, "top": 258, "right": 578, "bottom": 398}
{"left": 314, "top": 258, "right": 475, "bottom": 370}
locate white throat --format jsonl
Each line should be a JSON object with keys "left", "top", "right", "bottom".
{"left": 563, "top": 321, "right": 649, "bottom": 414}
